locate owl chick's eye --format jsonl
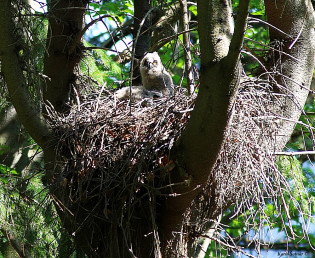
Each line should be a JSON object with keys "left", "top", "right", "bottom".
{"left": 153, "top": 60, "right": 158, "bottom": 66}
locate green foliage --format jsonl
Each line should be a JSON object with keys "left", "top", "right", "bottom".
{"left": 233, "top": 0, "right": 265, "bottom": 15}
{"left": 0, "top": 134, "right": 75, "bottom": 257}
{"left": 0, "top": 162, "right": 78, "bottom": 257}
{"left": 86, "top": 1, "right": 133, "bottom": 45}
{"left": 0, "top": 166, "right": 52, "bottom": 256}
{"left": 29, "top": 18, "right": 48, "bottom": 73}
{"left": 81, "top": 41, "right": 123, "bottom": 87}
{"left": 286, "top": 96, "right": 315, "bottom": 156}
{"left": 278, "top": 156, "right": 314, "bottom": 216}
{"left": 89, "top": 0, "right": 133, "bottom": 18}
{"left": 188, "top": 4, "right": 197, "bottom": 16}
{"left": 0, "top": 164, "right": 18, "bottom": 184}
{"left": 203, "top": 241, "right": 229, "bottom": 257}
{"left": 277, "top": 156, "right": 315, "bottom": 247}
{"left": 0, "top": 145, "right": 9, "bottom": 157}
{"left": 20, "top": 10, "right": 48, "bottom": 102}
{"left": 242, "top": 0, "right": 269, "bottom": 74}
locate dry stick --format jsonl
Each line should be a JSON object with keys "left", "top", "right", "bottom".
{"left": 179, "top": 0, "right": 194, "bottom": 95}
{"left": 273, "top": 150, "right": 315, "bottom": 156}
{"left": 49, "top": 76, "right": 312, "bottom": 255}
{"left": 196, "top": 215, "right": 222, "bottom": 258}
{"left": 244, "top": 37, "right": 301, "bottom": 62}
{"left": 248, "top": 17, "right": 293, "bottom": 39}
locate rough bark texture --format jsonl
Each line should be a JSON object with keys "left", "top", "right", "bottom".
{"left": 265, "top": 0, "right": 315, "bottom": 150}
{"left": 197, "top": 0, "right": 234, "bottom": 63}
{"left": 160, "top": 0, "right": 250, "bottom": 250}
{"left": 0, "top": 0, "right": 53, "bottom": 152}
{"left": 43, "top": 0, "right": 88, "bottom": 112}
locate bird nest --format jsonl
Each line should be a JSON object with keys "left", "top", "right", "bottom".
{"left": 49, "top": 86, "right": 192, "bottom": 201}
{"left": 47, "top": 78, "right": 297, "bottom": 256}
{"left": 175, "top": 78, "right": 300, "bottom": 256}
{"left": 47, "top": 86, "right": 195, "bottom": 254}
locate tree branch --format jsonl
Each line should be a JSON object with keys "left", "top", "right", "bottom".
{"left": 160, "top": 0, "right": 237, "bottom": 251}
{"left": 69, "top": 14, "right": 112, "bottom": 55}
{"left": 273, "top": 151, "right": 315, "bottom": 156}
{"left": 179, "top": 0, "right": 195, "bottom": 94}
{"left": 1, "top": 229, "right": 32, "bottom": 258}
{"left": 102, "top": 18, "right": 133, "bottom": 49}
{"left": 0, "top": 0, "right": 53, "bottom": 151}
{"left": 197, "top": 0, "right": 234, "bottom": 63}
{"left": 264, "top": 0, "right": 315, "bottom": 150}
{"left": 226, "top": 0, "right": 250, "bottom": 72}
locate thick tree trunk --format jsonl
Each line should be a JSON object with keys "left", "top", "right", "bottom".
{"left": 43, "top": 0, "right": 88, "bottom": 112}
{"left": 159, "top": 0, "right": 250, "bottom": 252}
{"left": 264, "top": 0, "right": 315, "bottom": 150}
{"left": 0, "top": 0, "right": 53, "bottom": 152}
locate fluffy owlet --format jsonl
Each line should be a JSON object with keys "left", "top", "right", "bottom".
{"left": 140, "top": 52, "right": 174, "bottom": 96}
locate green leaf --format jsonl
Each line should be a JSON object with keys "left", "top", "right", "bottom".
{"left": 189, "top": 5, "right": 197, "bottom": 16}
{"left": 0, "top": 164, "right": 18, "bottom": 175}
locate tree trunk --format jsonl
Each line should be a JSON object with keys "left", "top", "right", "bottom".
{"left": 0, "top": 0, "right": 53, "bottom": 152}
{"left": 43, "top": 0, "right": 88, "bottom": 112}
{"left": 159, "top": 0, "right": 250, "bottom": 252}
{"left": 264, "top": 0, "right": 315, "bottom": 150}
{"left": 132, "top": 0, "right": 152, "bottom": 85}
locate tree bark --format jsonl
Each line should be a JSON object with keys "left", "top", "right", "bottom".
{"left": 0, "top": 0, "right": 53, "bottom": 152}
{"left": 160, "top": 0, "right": 250, "bottom": 251}
{"left": 132, "top": 0, "right": 152, "bottom": 85}
{"left": 43, "top": 0, "right": 88, "bottom": 112}
{"left": 264, "top": 0, "right": 315, "bottom": 150}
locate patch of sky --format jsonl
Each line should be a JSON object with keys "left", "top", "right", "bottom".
{"left": 84, "top": 15, "right": 132, "bottom": 53}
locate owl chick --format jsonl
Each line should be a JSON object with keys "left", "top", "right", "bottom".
{"left": 140, "top": 52, "right": 174, "bottom": 96}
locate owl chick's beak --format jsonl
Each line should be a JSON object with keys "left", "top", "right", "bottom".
{"left": 147, "top": 62, "right": 153, "bottom": 69}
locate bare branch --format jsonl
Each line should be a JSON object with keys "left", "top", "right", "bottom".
{"left": 179, "top": 0, "right": 195, "bottom": 95}
{"left": 273, "top": 151, "right": 315, "bottom": 156}
{"left": 69, "top": 14, "right": 113, "bottom": 55}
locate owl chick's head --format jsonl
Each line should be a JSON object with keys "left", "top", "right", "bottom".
{"left": 140, "top": 52, "right": 163, "bottom": 74}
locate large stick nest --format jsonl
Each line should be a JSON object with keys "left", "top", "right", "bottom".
{"left": 47, "top": 77, "right": 307, "bottom": 256}
{"left": 47, "top": 86, "right": 195, "bottom": 254}
{"left": 49, "top": 86, "right": 192, "bottom": 201}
